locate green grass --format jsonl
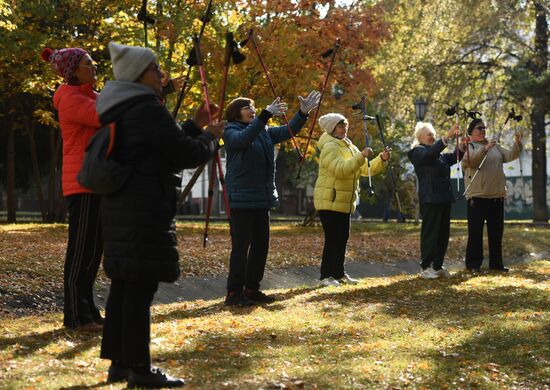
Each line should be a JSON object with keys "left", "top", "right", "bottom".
{"left": 0, "top": 222, "right": 548, "bottom": 318}
{"left": 1, "top": 261, "right": 549, "bottom": 389}
{"left": 0, "top": 223, "right": 548, "bottom": 388}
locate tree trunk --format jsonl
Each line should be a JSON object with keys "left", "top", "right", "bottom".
{"left": 531, "top": 1, "right": 548, "bottom": 223}
{"left": 6, "top": 125, "right": 16, "bottom": 223}
{"left": 47, "top": 127, "right": 57, "bottom": 222}
{"left": 531, "top": 102, "right": 547, "bottom": 222}
{"left": 155, "top": 0, "right": 162, "bottom": 52}
{"left": 27, "top": 121, "right": 47, "bottom": 222}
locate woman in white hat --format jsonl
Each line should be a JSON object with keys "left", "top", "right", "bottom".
{"left": 314, "top": 113, "right": 391, "bottom": 286}
{"left": 97, "top": 42, "right": 224, "bottom": 389}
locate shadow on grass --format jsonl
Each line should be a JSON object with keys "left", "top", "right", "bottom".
{"left": 306, "top": 269, "right": 549, "bottom": 322}
{"left": 153, "top": 326, "right": 379, "bottom": 388}
{"left": 0, "top": 327, "right": 101, "bottom": 360}
{"left": 151, "top": 317, "right": 548, "bottom": 388}
{"left": 59, "top": 382, "right": 110, "bottom": 390}
{"left": 146, "top": 266, "right": 549, "bottom": 388}
{"left": 154, "top": 286, "right": 322, "bottom": 323}
{"left": 421, "top": 322, "right": 550, "bottom": 388}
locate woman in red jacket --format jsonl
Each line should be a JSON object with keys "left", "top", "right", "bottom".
{"left": 42, "top": 47, "right": 104, "bottom": 332}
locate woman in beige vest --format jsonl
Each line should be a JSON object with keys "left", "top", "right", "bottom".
{"left": 461, "top": 118, "right": 522, "bottom": 272}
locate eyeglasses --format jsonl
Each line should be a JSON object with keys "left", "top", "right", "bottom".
{"left": 474, "top": 126, "right": 487, "bottom": 131}
{"left": 146, "top": 63, "right": 161, "bottom": 74}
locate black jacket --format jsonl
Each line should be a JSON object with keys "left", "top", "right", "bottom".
{"left": 96, "top": 81, "right": 217, "bottom": 282}
{"left": 408, "top": 139, "right": 463, "bottom": 204}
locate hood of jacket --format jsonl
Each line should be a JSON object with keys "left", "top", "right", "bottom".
{"left": 96, "top": 81, "right": 157, "bottom": 120}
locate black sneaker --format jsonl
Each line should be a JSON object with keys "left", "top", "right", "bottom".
{"left": 489, "top": 267, "right": 509, "bottom": 273}
{"left": 127, "top": 367, "right": 184, "bottom": 389}
{"left": 107, "top": 364, "right": 129, "bottom": 383}
{"left": 245, "top": 289, "right": 275, "bottom": 303}
{"left": 466, "top": 268, "right": 483, "bottom": 274}
{"left": 224, "top": 291, "right": 255, "bottom": 307}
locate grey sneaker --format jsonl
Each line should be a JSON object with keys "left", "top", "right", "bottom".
{"left": 337, "top": 274, "right": 359, "bottom": 285}
{"left": 434, "top": 267, "right": 450, "bottom": 277}
{"left": 420, "top": 267, "right": 440, "bottom": 279}
{"left": 320, "top": 277, "right": 341, "bottom": 287}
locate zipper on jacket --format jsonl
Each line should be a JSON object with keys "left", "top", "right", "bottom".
{"left": 350, "top": 172, "right": 358, "bottom": 214}
{"left": 348, "top": 142, "right": 359, "bottom": 214}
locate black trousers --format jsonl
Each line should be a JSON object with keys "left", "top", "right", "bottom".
{"left": 226, "top": 208, "right": 270, "bottom": 292}
{"left": 319, "top": 210, "right": 350, "bottom": 280}
{"left": 100, "top": 279, "right": 159, "bottom": 367}
{"left": 420, "top": 203, "right": 451, "bottom": 270}
{"left": 466, "top": 197, "right": 505, "bottom": 269}
{"left": 63, "top": 193, "right": 103, "bottom": 328}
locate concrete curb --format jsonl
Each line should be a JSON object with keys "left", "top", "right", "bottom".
{"left": 96, "top": 252, "right": 548, "bottom": 307}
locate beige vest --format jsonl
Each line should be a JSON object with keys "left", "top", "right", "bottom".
{"left": 461, "top": 141, "right": 521, "bottom": 199}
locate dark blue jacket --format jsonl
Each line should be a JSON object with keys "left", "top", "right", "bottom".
{"left": 407, "top": 139, "right": 463, "bottom": 204}
{"left": 223, "top": 109, "right": 307, "bottom": 209}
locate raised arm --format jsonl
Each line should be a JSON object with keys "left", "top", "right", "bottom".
{"left": 497, "top": 140, "right": 521, "bottom": 163}
{"left": 409, "top": 140, "right": 446, "bottom": 165}
{"left": 222, "top": 111, "right": 270, "bottom": 150}
{"left": 152, "top": 104, "right": 218, "bottom": 170}
{"left": 58, "top": 89, "right": 101, "bottom": 128}
{"left": 268, "top": 110, "right": 308, "bottom": 145}
{"left": 321, "top": 143, "right": 365, "bottom": 177}
{"left": 360, "top": 154, "right": 387, "bottom": 177}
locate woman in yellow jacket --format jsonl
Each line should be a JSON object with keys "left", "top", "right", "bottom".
{"left": 314, "top": 113, "right": 391, "bottom": 286}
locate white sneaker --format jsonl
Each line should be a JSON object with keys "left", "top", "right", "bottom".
{"left": 435, "top": 267, "right": 450, "bottom": 277}
{"left": 420, "top": 267, "right": 440, "bottom": 279}
{"left": 320, "top": 277, "right": 341, "bottom": 287}
{"left": 337, "top": 274, "right": 359, "bottom": 285}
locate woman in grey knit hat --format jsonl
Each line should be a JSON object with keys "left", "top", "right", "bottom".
{"left": 97, "top": 42, "right": 224, "bottom": 389}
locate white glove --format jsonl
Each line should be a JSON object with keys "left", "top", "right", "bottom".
{"left": 266, "top": 97, "right": 288, "bottom": 117}
{"left": 298, "top": 90, "right": 321, "bottom": 114}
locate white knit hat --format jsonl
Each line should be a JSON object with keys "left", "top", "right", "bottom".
{"left": 318, "top": 113, "right": 347, "bottom": 135}
{"left": 108, "top": 42, "right": 157, "bottom": 82}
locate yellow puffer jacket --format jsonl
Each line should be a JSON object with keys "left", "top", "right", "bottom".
{"left": 314, "top": 132, "right": 386, "bottom": 214}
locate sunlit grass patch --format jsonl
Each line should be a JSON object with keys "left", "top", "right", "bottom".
{"left": 2, "top": 261, "right": 548, "bottom": 389}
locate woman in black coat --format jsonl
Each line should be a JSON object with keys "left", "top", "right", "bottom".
{"left": 408, "top": 122, "right": 461, "bottom": 279}
{"left": 96, "top": 42, "right": 223, "bottom": 389}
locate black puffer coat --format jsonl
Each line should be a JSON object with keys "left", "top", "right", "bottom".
{"left": 96, "top": 81, "right": 217, "bottom": 283}
{"left": 407, "top": 139, "right": 463, "bottom": 204}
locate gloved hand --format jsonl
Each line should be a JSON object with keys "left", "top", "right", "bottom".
{"left": 193, "top": 102, "right": 220, "bottom": 128}
{"left": 266, "top": 97, "right": 288, "bottom": 117}
{"left": 298, "top": 90, "right": 321, "bottom": 114}
{"left": 380, "top": 146, "right": 392, "bottom": 161}
{"left": 205, "top": 121, "right": 225, "bottom": 138}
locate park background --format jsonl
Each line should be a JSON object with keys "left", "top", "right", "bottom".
{"left": 0, "top": 0, "right": 548, "bottom": 223}
{"left": 0, "top": 1, "right": 549, "bottom": 388}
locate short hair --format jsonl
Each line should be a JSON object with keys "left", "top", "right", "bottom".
{"left": 411, "top": 121, "right": 436, "bottom": 148}
{"left": 225, "top": 97, "right": 254, "bottom": 122}
{"left": 467, "top": 118, "right": 484, "bottom": 134}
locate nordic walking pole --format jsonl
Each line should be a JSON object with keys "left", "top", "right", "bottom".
{"left": 248, "top": 29, "right": 303, "bottom": 159}
{"left": 177, "top": 31, "right": 248, "bottom": 210}
{"left": 463, "top": 109, "right": 514, "bottom": 197}
{"left": 172, "top": 0, "right": 213, "bottom": 119}
{"left": 296, "top": 38, "right": 341, "bottom": 179}
{"left": 137, "top": 0, "right": 155, "bottom": 48}
{"left": 512, "top": 111, "right": 527, "bottom": 206}
{"left": 351, "top": 96, "right": 375, "bottom": 196}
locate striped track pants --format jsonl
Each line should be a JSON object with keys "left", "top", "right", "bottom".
{"left": 63, "top": 193, "right": 103, "bottom": 328}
